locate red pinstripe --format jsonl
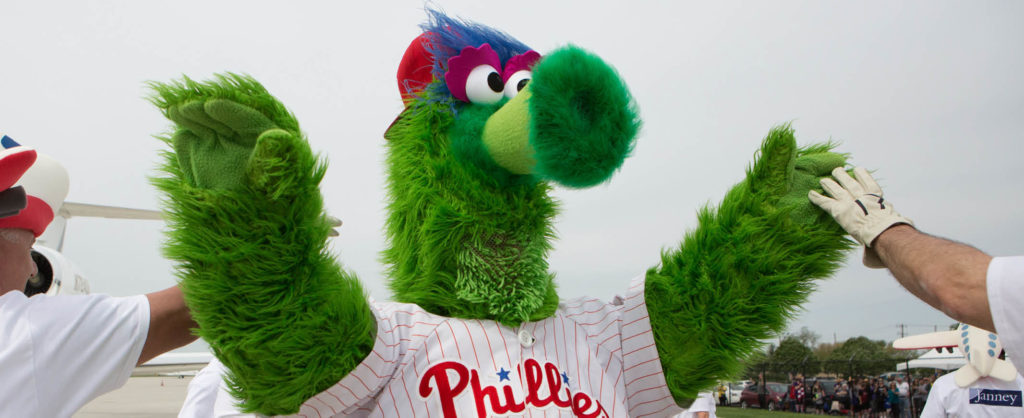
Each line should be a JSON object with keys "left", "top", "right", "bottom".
{"left": 625, "top": 371, "right": 663, "bottom": 388}
{"left": 623, "top": 342, "right": 656, "bottom": 358}
{"left": 621, "top": 329, "right": 651, "bottom": 344}
{"left": 313, "top": 397, "right": 334, "bottom": 416}
{"left": 496, "top": 322, "right": 512, "bottom": 368}
{"left": 461, "top": 322, "right": 481, "bottom": 368}
{"left": 338, "top": 382, "right": 357, "bottom": 398}
{"left": 358, "top": 361, "right": 385, "bottom": 379}
{"left": 627, "top": 384, "right": 667, "bottom": 401}
{"left": 530, "top": 321, "right": 540, "bottom": 358}
{"left": 563, "top": 297, "right": 596, "bottom": 307}
{"left": 389, "top": 321, "right": 441, "bottom": 330}
{"left": 541, "top": 319, "right": 549, "bottom": 361}
{"left": 445, "top": 321, "right": 463, "bottom": 359}
{"left": 579, "top": 309, "right": 617, "bottom": 327}
{"left": 632, "top": 395, "right": 675, "bottom": 416}
{"left": 323, "top": 389, "right": 346, "bottom": 409}
{"left": 574, "top": 324, "right": 583, "bottom": 394}
{"left": 351, "top": 371, "right": 372, "bottom": 392}
{"left": 565, "top": 306, "right": 606, "bottom": 318}
{"left": 475, "top": 320, "right": 498, "bottom": 371}
{"left": 606, "top": 366, "right": 622, "bottom": 415}
{"left": 623, "top": 356, "right": 659, "bottom": 372}
{"left": 387, "top": 384, "right": 401, "bottom": 417}
{"left": 623, "top": 302, "right": 645, "bottom": 314}
{"left": 433, "top": 328, "right": 446, "bottom": 358}
{"left": 400, "top": 371, "right": 417, "bottom": 418}
{"left": 554, "top": 315, "right": 563, "bottom": 371}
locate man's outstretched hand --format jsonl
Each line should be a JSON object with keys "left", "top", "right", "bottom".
{"left": 809, "top": 167, "right": 914, "bottom": 266}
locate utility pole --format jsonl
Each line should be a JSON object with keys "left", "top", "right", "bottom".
{"left": 898, "top": 324, "right": 906, "bottom": 339}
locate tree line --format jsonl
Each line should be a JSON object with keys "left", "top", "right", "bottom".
{"left": 741, "top": 327, "right": 921, "bottom": 381}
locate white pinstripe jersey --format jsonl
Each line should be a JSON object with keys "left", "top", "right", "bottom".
{"left": 285, "top": 276, "right": 682, "bottom": 418}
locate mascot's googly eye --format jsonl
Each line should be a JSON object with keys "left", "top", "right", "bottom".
{"left": 445, "top": 43, "right": 503, "bottom": 103}
{"left": 465, "top": 64, "right": 505, "bottom": 104}
{"left": 501, "top": 50, "right": 541, "bottom": 100}
{"left": 503, "top": 70, "right": 531, "bottom": 99}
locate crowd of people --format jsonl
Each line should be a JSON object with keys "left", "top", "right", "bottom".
{"left": 738, "top": 374, "right": 937, "bottom": 417}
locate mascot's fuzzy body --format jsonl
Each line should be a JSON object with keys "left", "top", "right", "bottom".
{"left": 153, "top": 11, "right": 853, "bottom": 417}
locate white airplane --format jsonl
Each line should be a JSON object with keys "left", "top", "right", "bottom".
{"left": 894, "top": 324, "right": 1018, "bottom": 387}
{"left": 25, "top": 202, "right": 163, "bottom": 297}
{"left": 27, "top": 201, "right": 340, "bottom": 298}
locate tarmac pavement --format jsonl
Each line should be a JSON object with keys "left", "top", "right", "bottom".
{"left": 74, "top": 376, "right": 193, "bottom": 418}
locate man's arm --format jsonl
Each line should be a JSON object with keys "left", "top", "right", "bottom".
{"left": 138, "top": 285, "right": 198, "bottom": 366}
{"left": 873, "top": 225, "right": 994, "bottom": 331}
{"left": 809, "top": 167, "right": 997, "bottom": 331}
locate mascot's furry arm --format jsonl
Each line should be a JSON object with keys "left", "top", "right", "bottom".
{"left": 646, "top": 126, "right": 855, "bottom": 403}
{"left": 149, "top": 75, "right": 375, "bottom": 414}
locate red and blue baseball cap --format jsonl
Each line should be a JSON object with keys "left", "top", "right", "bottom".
{"left": 0, "top": 135, "right": 68, "bottom": 236}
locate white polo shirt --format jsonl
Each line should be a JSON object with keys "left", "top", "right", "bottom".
{"left": 988, "top": 256, "right": 1024, "bottom": 373}
{"left": 0, "top": 290, "right": 149, "bottom": 417}
{"left": 920, "top": 372, "right": 1024, "bottom": 417}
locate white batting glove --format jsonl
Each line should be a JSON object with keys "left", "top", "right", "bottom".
{"left": 809, "top": 167, "right": 913, "bottom": 266}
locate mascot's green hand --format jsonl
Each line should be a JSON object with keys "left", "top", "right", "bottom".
{"left": 783, "top": 149, "right": 847, "bottom": 222}
{"left": 647, "top": 125, "right": 853, "bottom": 404}
{"left": 748, "top": 125, "right": 846, "bottom": 223}
{"left": 154, "top": 74, "right": 308, "bottom": 195}
{"left": 151, "top": 74, "right": 374, "bottom": 415}
{"left": 166, "top": 99, "right": 273, "bottom": 190}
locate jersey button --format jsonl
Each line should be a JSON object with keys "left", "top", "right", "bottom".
{"left": 518, "top": 330, "right": 535, "bottom": 347}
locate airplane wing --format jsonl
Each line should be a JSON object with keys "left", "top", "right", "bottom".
{"left": 58, "top": 201, "right": 162, "bottom": 220}
{"left": 893, "top": 330, "right": 959, "bottom": 350}
{"left": 58, "top": 202, "right": 340, "bottom": 235}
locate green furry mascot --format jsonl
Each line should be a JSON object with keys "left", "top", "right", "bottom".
{"left": 153, "top": 10, "right": 853, "bottom": 417}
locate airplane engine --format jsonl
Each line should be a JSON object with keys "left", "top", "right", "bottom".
{"left": 24, "top": 245, "right": 90, "bottom": 296}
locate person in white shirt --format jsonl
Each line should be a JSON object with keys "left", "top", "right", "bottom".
{"left": 179, "top": 358, "right": 254, "bottom": 418}
{"left": 921, "top": 371, "right": 1024, "bottom": 417}
{"left": 673, "top": 391, "right": 717, "bottom": 418}
{"left": 0, "top": 137, "right": 197, "bottom": 417}
{"left": 897, "top": 376, "right": 911, "bottom": 415}
{"left": 810, "top": 167, "right": 1024, "bottom": 373}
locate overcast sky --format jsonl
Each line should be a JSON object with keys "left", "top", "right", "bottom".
{"left": 2, "top": 1, "right": 1021, "bottom": 352}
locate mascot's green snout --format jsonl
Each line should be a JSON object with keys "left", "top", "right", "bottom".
{"left": 477, "top": 46, "right": 638, "bottom": 187}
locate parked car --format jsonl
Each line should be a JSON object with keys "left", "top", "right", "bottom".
{"left": 726, "top": 382, "right": 745, "bottom": 405}
{"left": 739, "top": 382, "right": 789, "bottom": 410}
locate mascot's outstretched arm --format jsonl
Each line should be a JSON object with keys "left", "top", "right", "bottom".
{"left": 150, "top": 74, "right": 375, "bottom": 415}
{"left": 646, "top": 126, "right": 855, "bottom": 403}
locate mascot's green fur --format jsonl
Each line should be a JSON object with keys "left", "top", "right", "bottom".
{"left": 152, "top": 11, "right": 853, "bottom": 416}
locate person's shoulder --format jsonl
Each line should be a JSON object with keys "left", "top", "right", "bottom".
{"left": 0, "top": 289, "right": 29, "bottom": 306}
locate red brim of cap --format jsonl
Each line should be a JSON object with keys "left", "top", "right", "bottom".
{"left": 0, "top": 196, "right": 55, "bottom": 237}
